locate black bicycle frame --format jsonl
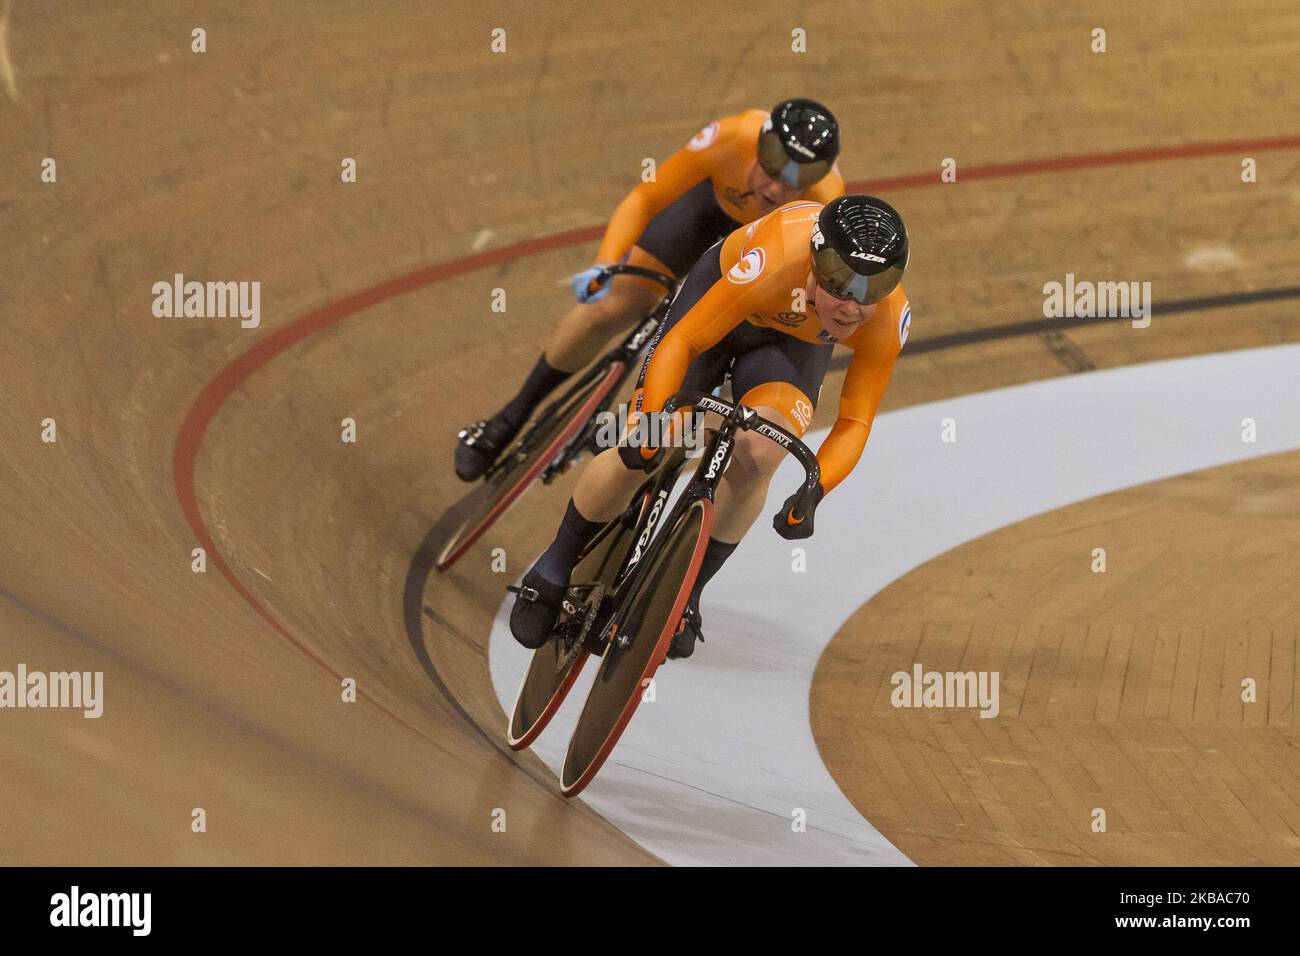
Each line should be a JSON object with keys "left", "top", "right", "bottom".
{"left": 485, "top": 264, "right": 677, "bottom": 483}
{"left": 607, "top": 389, "right": 822, "bottom": 630}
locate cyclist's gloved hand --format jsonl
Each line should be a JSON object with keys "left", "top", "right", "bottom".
{"left": 572, "top": 265, "right": 612, "bottom": 303}
{"left": 773, "top": 482, "right": 825, "bottom": 540}
{"left": 617, "top": 416, "right": 664, "bottom": 472}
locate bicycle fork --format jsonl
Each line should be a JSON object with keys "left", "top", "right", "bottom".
{"left": 602, "top": 412, "right": 739, "bottom": 651}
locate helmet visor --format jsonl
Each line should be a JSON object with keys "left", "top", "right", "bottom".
{"left": 811, "top": 245, "right": 905, "bottom": 305}
{"left": 757, "top": 129, "right": 833, "bottom": 189}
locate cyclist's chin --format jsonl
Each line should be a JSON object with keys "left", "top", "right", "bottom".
{"left": 818, "top": 311, "right": 868, "bottom": 337}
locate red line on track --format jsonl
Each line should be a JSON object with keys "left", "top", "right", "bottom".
{"left": 851, "top": 133, "right": 1300, "bottom": 191}
{"left": 171, "top": 133, "right": 1300, "bottom": 708}
{"left": 172, "top": 226, "right": 601, "bottom": 652}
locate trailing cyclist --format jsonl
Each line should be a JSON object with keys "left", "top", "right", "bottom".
{"left": 455, "top": 99, "right": 846, "bottom": 480}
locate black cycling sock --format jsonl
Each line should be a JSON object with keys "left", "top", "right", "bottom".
{"left": 690, "top": 537, "right": 739, "bottom": 602}
{"left": 499, "top": 355, "right": 571, "bottom": 429}
{"left": 533, "top": 499, "right": 604, "bottom": 586}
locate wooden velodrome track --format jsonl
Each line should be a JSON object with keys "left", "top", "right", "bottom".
{"left": 2, "top": 1, "right": 1297, "bottom": 864}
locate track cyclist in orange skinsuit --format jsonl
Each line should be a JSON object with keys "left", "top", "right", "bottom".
{"left": 454, "top": 99, "right": 846, "bottom": 480}
{"left": 510, "top": 195, "right": 913, "bottom": 658}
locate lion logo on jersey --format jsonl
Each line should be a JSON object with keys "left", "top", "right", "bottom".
{"left": 727, "top": 248, "right": 766, "bottom": 285}
{"left": 687, "top": 122, "right": 720, "bottom": 151}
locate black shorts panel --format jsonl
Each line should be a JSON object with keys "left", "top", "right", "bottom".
{"left": 634, "top": 178, "right": 740, "bottom": 277}
{"left": 728, "top": 324, "right": 833, "bottom": 410}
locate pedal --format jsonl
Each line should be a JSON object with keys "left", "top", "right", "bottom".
{"left": 553, "top": 585, "right": 604, "bottom": 671}
{"left": 571, "top": 584, "right": 604, "bottom": 645}
{"left": 506, "top": 584, "right": 540, "bottom": 602}
{"left": 541, "top": 418, "right": 601, "bottom": 485}
{"left": 485, "top": 440, "right": 527, "bottom": 482}
{"left": 540, "top": 453, "right": 567, "bottom": 485}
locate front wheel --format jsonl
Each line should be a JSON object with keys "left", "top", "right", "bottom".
{"left": 559, "top": 498, "right": 713, "bottom": 797}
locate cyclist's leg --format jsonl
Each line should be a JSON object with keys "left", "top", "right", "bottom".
{"left": 455, "top": 264, "right": 666, "bottom": 482}
{"left": 697, "top": 332, "right": 833, "bottom": 589}
{"left": 664, "top": 334, "right": 830, "bottom": 656}
{"left": 661, "top": 384, "right": 805, "bottom": 658}
{"left": 534, "top": 178, "right": 738, "bottom": 380}
{"left": 571, "top": 236, "right": 732, "bottom": 526}
{"left": 510, "top": 240, "right": 732, "bottom": 648}
{"left": 665, "top": 404, "right": 796, "bottom": 655}
{"left": 460, "top": 182, "right": 735, "bottom": 481}
{"left": 542, "top": 248, "right": 671, "bottom": 373}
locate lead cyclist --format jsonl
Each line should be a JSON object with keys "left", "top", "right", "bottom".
{"left": 510, "top": 194, "right": 913, "bottom": 660}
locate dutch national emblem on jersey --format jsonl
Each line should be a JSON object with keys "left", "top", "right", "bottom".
{"left": 899, "top": 301, "right": 912, "bottom": 349}
{"left": 687, "top": 121, "right": 720, "bottom": 151}
{"left": 727, "top": 248, "right": 766, "bottom": 285}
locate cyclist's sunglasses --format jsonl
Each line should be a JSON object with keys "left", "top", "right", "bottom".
{"left": 811, "top": 247, "right": 905, "bottom": 306}
{"left": 757, "top": 130, "right": 833, "bottom": 189}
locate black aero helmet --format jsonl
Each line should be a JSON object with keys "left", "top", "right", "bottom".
{"left": 810, "top": 195, "right": 909, "bottom": 305}
{"left": 757, "top": 98, "right": 840, "bottom": 188}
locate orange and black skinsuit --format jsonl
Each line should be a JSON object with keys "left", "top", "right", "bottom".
{"left": 598, "top": 110, "right": 845, "bottom": 278}
{"left": 631, "top": 200, "right": 911, "bottom": 496}
{"left": 456, "top": 106, "right": 846, "bottom": 485}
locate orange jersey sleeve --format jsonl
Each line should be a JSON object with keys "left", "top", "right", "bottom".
{"left": 594, "top": 114, "right": 746, "bottom": 265}
{"left": 595, "top": 110, "right": 848, "bottom": 264}
{"left": 816, "top": 289, "right": 911, "bottom": 493}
